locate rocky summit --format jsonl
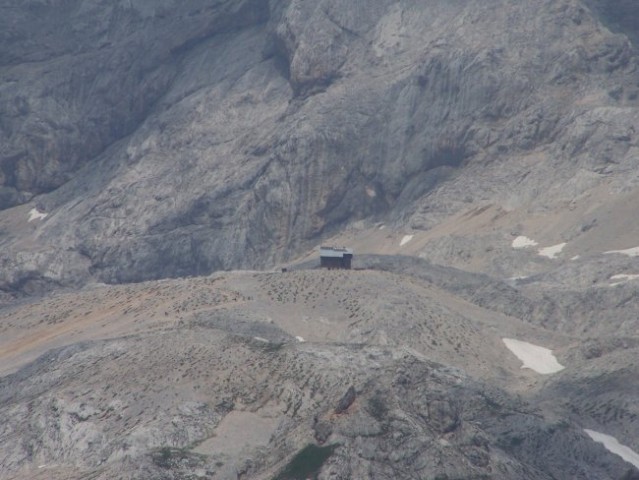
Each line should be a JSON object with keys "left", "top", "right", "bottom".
{"left": 1, "top": 1, "right": 639, "bottom": 479}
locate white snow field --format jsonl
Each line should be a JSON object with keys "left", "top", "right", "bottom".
{"left": 512, "top": 236, "right": 538, "bottom": 248}
{"left": 610, "top": 274, "right": 639, "bottom": 287}
{"left": 400, "top": 235, "right": 414, "bottom": 247}
{"left": 604, "top": 246, "right": 639, "bottom": 257}
{"left": 502, "top": 338, "right": 565, "bottom": 374}
{"left": 538, "top": 242, "right": 567, "bottom": 259}
{"left": 28, "top": 208, "right": 48, "bottom": 222}
{"left": 584, "top": 429, "right": 639, "bottom": 469}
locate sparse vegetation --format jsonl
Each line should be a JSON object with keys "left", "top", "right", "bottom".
{"left": 152, "top": 447, "right": 186, "bottom": 469}
{"left": 248, "top": 338, "right": 285, "bottom": 352}
{"left": 273, "top": 444, "right": 339, "bottom": 480}
{"left": 367, "top": 393, "right": 389, "bottom": 421}
{"left": 151, "top": 447, "right": 206, "bottom": 470}
{"left": 497, "top": 434, "right": 525, "bottom": 450}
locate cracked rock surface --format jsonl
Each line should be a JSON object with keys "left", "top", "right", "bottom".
{"left": 1, "top": 1, "right": 639, "bottom": 478}
{"left": 1, "top": 0, "right": 639, "bottom": 294}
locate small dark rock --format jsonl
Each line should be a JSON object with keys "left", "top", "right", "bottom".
{"left": 335, "top": 386, "right": 357, "bottom": 414}
{"left": 313, "top": 420, "right": 333, "bottom": 444}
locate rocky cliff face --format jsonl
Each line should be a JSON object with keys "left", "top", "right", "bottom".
{"left": 1, "top": 0, "right": 638, "bottom": 295}
{"left": 0, "top": 0, "right": 267, "bottom": 200}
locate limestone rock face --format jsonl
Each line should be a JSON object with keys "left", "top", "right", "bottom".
{"left": 1, "top": 0, "right": 638, "bottom": 294}
{"left": 0, "top": 332, "right": 627, "bottom": 480}
{"left": 0, "top": 0, "right": 268, "bottom": 200}
{"left": 3, "top": 3, "right": 639, "bottom": 478}
{"left": 1, "top": 270, "right": 637, "bottom": 479}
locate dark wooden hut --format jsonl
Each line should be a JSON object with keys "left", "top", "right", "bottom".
{"left": 319, "top": 246, "right": 353, "bottom": 269}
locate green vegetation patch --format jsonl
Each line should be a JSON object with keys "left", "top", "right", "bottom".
{"left": 274, "top": 444, "right": 339, "bottom": 480}
{"left": 151, "top": 446, "right": 206, "bottom": 469}
{"left": 367, "top": 393, "right": 389, "bottom": 421}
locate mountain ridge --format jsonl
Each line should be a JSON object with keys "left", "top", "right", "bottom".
{"left": 2, "top": 0, "right": 639, "bottom": 296}
{"left": 1, "top": 2, "right": 639, "bottom": 478}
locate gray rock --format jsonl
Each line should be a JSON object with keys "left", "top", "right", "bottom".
{"left": 1, "top": 0, "right": 639, "bottom": 293}
{"left": 334, "top": 385, "right": 356, "bottom": 414}
{"left": 1, "top": 2, "right": 639, "bottom": 478}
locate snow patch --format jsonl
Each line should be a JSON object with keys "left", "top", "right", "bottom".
{"left": 28, "top": 208, "right": 48, "bottom": 222}
{"left": 538, "top": 243, "right": 567, "bottom": 259}
{"left": 400, "top": 235, "right": 414, "bottom": 247}
{"left": 571, "top": 255, "right": 580, "bottom": 261}
{"left": 365, "top": 186, "right": 377, "bottom": 198}
{"left": 253, "top": 337, "right": 269, "bottom": 343}
{"left": 604, "top": 246, "right": 639, "bottom": 257}
{"left": 610, "top": 274, "right": 639, "bottom": 287}
{"left": 502, "top": 338, "right": 565, "bottom": 374}
{"left": 295, "top": 336, "right": 305, "bottom": 343}
{"left": 584, "top": 429, "right": 639, "bottom": 469}
{"left": 512, "top": 236, "right": 538, "bottom": 249}
{"left": 610, "top": 274, "right": 638, "bottom": 280}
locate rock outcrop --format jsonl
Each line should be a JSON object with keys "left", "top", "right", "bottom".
{"left": 0, "top": 326, "right": 632, "bottom": 480}
{"left": 1, "top": 258, "right": 638, "bottom": 479}
{"left": 1, "top": 0, "right": 638, "bottom": 295}
{"left": 2, "top": 3, "right": 639, "bottom": 478}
